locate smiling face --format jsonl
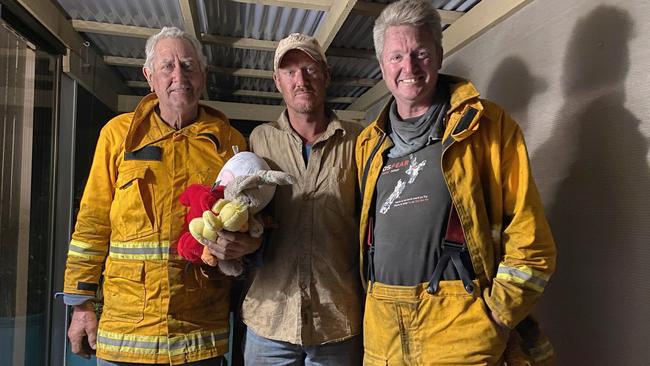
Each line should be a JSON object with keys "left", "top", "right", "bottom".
{"left": 380, "top": 25, "right": 442, "bottom": 118}
{"left": 143, "top": 37, "right": 205, "bottom": 122}
{"left": 274, "top": 49, "right": 329, "bottom": 115}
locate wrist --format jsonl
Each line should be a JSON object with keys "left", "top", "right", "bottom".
{"left": 73, "top": 301, "right": 94, "bottom": 311}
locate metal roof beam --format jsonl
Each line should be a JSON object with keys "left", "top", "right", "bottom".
{"left": 315, "top": 0, "right": 358, "bottom": 51}
{"left": 71, "top": 20, "right": 156, "bottom": 38}
{"left": 118, "top": 95, "right": 365, "bottom": 122}
{"left": 348, "top": 0, "right": 533, "bottom": 111}
{"left": 178, "top": 0, "right": 201, "bottom": 40}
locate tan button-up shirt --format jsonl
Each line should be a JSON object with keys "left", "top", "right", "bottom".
{"left": 243, "top": 110, "right": 363, "bottom": 345}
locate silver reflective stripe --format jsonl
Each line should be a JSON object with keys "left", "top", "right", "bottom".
{"left": 97, "top": 329, "right": 229, "bottom": 356}
{"left": 497, "top": 265, "right": 548, "bottom": 289}
{"left": 108, "top": 241, "right": 175, "bottom": 260}
{"left": 169, "top": 331, "right": 229, "bottom": 351}
{"left": 68, "top": 244, "right": 105, "bottom": 257}
{"left": 97, "top": 334, "right": 166, "bottom": 351}
{"left": 109, "top": 246, "right": 167, "bottom": 255}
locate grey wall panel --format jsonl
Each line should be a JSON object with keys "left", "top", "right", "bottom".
{"left": 442, "top": 0, "right": 650, "bottom": 364}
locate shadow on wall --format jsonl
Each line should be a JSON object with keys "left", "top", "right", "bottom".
{"left": 485, "top": 56, "right": 547, "bottom": 130}
{"left": 531, "top": 6, "right": 650, "bottom": 365}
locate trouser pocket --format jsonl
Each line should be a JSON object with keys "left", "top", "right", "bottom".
{"left": 364, "top": 281, "right": 509, "bottom": 366}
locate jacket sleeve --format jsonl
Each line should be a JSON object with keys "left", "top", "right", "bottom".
{"left": 63, "top": 121, "right": 121, "bottom": 297}
{"left": 484, "top": 110, "right": 557, "bottom": 328}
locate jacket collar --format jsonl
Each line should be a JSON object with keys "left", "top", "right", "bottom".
{"left": 371, "top": 74, "right": 485, "bottom": 143}
{"left": 125, "top": 93, "right": 231, "bottom": 152}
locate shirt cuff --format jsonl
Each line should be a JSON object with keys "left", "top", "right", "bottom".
{"left": 55, "top": 292, "right": 94, "bottom": 306}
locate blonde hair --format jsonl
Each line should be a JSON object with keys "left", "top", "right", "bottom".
{"left": 373, "top": 0, "right": 442, "bottom": 60}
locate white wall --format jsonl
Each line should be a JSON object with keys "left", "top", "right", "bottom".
{"left": 443, "top": 0, "right": 650, "bottom": 364}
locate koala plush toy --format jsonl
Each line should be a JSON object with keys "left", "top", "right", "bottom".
{"left": 178, "top": 151, "right": 294, "bottom": 276}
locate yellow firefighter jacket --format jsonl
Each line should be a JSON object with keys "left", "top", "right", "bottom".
{"left": 63, "top": 93, "right": 246, "bottom": 364}
{"left": 356, "top": 75, "right": 557, "bottom": 329}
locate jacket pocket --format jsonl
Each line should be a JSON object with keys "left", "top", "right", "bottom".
{"left": 178, "top": 265, "right": 230, "bottom": 323}
{"left": 102, "top": 259, "right": 145, "bottom": 323}
{"left": 111, "top": 166, "right": 155, "bottom": 240}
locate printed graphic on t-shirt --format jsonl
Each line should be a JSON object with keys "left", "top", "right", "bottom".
{"left": 373, "top": 142, "right": 454, "bottom": 285}
{"left": 379, "top": 154, "right": 427, "bottom": 214}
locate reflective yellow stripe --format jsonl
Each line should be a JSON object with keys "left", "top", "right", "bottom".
{"left": 68, "top": 239, "right": 106, "bottom": 260}
{"left": 97, "top": 328, "right": 229, "bottom": 356}
{"left": 108, "top": 240, "right": 183, "bottom": 260}
{"left": 496, "top": 264, "right": 548, "bottom": 293}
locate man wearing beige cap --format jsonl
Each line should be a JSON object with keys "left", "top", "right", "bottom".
{"left": 241, "top": 33, "right": 363, "bottom": 365}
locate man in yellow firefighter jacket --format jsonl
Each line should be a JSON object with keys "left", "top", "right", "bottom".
{"left": 356, "top": 1, "right": 557, "bottom": 365}
{"left": 62, "top": 27, "right": 259, "bottom": 364}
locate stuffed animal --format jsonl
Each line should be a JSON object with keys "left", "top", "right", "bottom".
{"left": 177, "top": 151, "right": 294, "bottom": 276}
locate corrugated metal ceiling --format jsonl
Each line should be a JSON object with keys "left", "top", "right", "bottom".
{"left": 55, "top": 0, "right": 481, "bottom": 111}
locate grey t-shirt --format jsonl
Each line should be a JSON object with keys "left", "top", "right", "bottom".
{"left": 373, "top": 142, "right": 460, "bottom": 285}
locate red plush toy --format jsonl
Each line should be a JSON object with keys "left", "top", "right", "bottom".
{"left": 177, "top": 184, "right": 224, "bottom": 264}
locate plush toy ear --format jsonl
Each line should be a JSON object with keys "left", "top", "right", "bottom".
{"left": 224, "top": 175, "right": 264, "bottom": 198}
{"left": 257, "top": 170, "right": 295, "bottom": 186}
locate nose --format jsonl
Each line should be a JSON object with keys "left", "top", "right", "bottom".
{"left": 404, "top": 55, "right": 417, "bottom": 74}
{"left": 171, "top": 60, "right": 186, "bottom": 80}
{"left": 293, "top": 69, "right": 307, "bottom": 86}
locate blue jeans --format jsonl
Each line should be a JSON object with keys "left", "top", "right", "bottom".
{"left": 244, "top": 328, "right": 362, "bottom": 366}
{"left": 97, "top": 356, "right": 224, "bottom": 365}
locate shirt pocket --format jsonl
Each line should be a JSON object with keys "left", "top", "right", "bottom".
{"left": 324, "top": 165, "right": 355, "bottom": 214}
{"left": 102, "top": 259, "right": 145, "bottom": 323}
{"left": 111, "top": 166, "right": 156, "bottom": 241}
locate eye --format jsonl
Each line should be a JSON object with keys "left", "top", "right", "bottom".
{"left": 389, "top": 54, "right": 402, "bottom": 63}
{"left": 306, "top": 66, "right": 317, "bottom": 75}
{"left": 417, "top": 50, "right": 430, "bottom": 59}
{"left": 182, "top": 61, "right": 195, "bottom": 71}
{"left": 159, "top": 62, "right": 173, "bottom": 72}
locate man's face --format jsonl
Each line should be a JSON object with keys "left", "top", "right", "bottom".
{"left": 274, "top": 49, "right": 329, "bottom": 114}
{"left": 380, "top": 25, "right": 442, "bottom": 114}
{"left": 143, "top": 37, "right": 205, "bottom": 114}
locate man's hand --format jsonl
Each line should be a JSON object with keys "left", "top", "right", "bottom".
{"left": 202, "top": 231, "right": 262, "bottom": 260}
{"left": 490, "top": 310, "right": 510, "bottom": 334}
{"left": 68, "top": 301, "right": 97, "bottom": 358}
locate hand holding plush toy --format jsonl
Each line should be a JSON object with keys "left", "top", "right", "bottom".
{"left": 178, "top": 151, "right": 294, "bottom": 276}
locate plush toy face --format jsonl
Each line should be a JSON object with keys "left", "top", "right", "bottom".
{"left": 217, "top": 151, "right": 269, "bottom": 184}
{"left": 216, "top": 151, "right": 276, "bottom": 212}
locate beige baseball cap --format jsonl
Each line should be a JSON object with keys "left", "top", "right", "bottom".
{"left": 273, "top": 33, "right": 328, "bottom": 72}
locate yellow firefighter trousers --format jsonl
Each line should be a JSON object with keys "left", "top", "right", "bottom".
{"left": 363, "top": 280, "right": 509, "bottom": 366}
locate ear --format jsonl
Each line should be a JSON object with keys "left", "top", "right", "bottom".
{"left": 379, "top": 58, "right": 386, "bottom": 80}
{"left": 273, "top": 72, "right": 282, "bottom": 93}
{"left": 436, "top": 46, "right": 443, "bottom": 70}
{"left": 143, "top": 67, "right": 154, "bottom": 92}
{"left": 323, "top": 66, "right": 331, "bottom": 88}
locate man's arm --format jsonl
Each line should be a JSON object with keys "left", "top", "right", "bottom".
{"left": 484, "top": 110, "right": 557, "bottom": 329}
{"left": 63, "top": 120, "right": 120, "bottom": 354}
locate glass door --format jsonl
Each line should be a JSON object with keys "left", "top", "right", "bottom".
{"left": 0, "top": 21, "right": 58, "bottom": 366}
